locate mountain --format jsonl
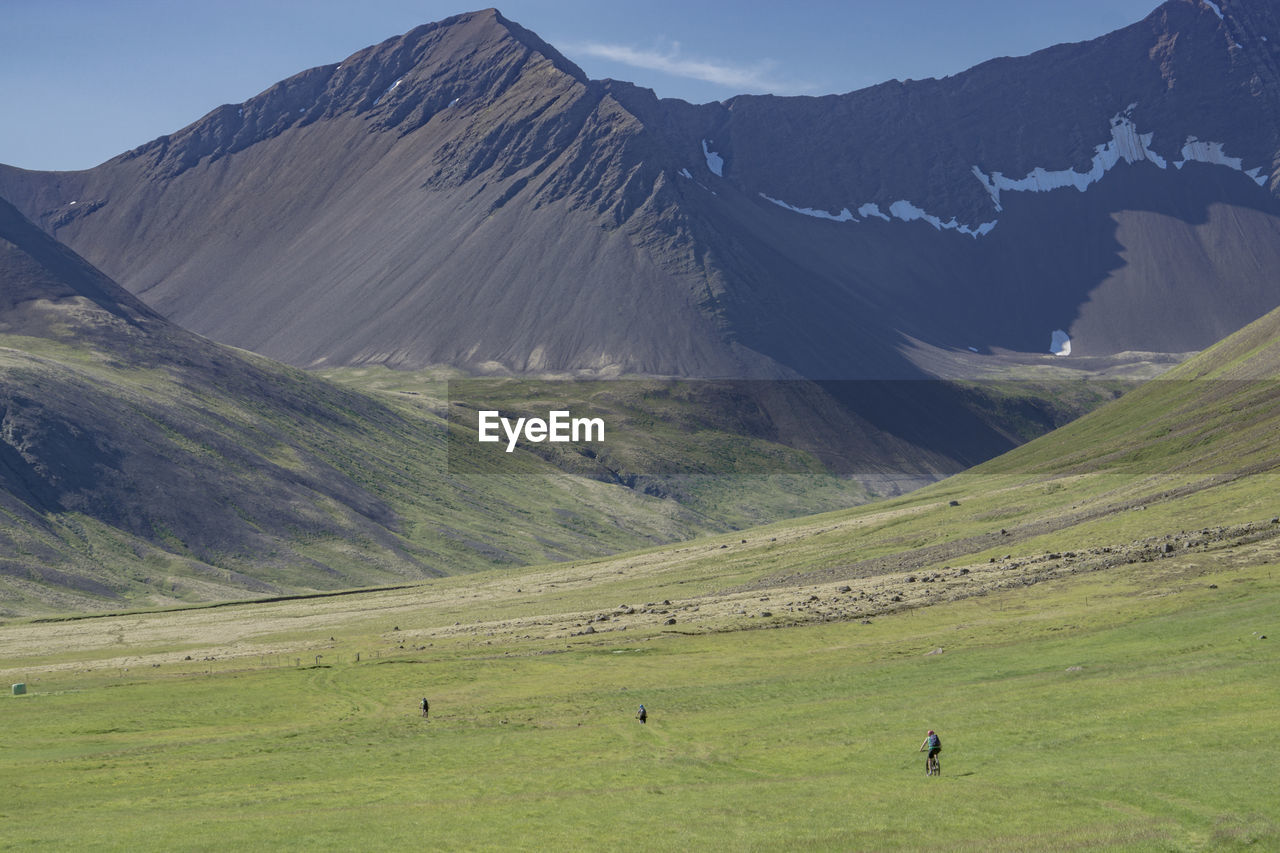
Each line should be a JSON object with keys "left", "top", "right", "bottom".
{"left": 2, "top": 2, "right": 1278, "bottom": 380}
{"left": 0, "top": 196, "right": 777, "bottom": 616}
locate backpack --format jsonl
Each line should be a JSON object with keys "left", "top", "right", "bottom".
{"left": 929, "top": 733, "right": 941, "bottom": 750}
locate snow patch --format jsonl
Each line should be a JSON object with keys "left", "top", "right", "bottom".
{"left": 702, "top": 140, "right": 724, "bottom": 177}
{"left": 1175, "top": 136, "right": 1268, "bottom": 185}
{"left": 1204, "top": 0, "right": 1224, "bottom": 20}
{"left": 858, "top": 202, "right": 890, "bottom": 222}
{"left": 756, "top": 106, "right": 1270, "bottom": 241}
{"left": 448, "top": 97, "right": 460, "bottom": 108}
{"left": 760, "top": 193, "right": 992, "bottom": 237}
{"left": 759, "top": 194, "right": 854, "bottom": 221}
{"left": 977, "top": 113, "right": 1167, "bottom": 207}
{"left": 976, "top": 110, "right": 1269, "bottom": 203}
{"left": 887, "top": 200, "right": 996, "bottom": 237}
{"left": 1050, "top": 330, "right": 1072, "bottom": 357}
{"left": 759, "top": 193, "right": 991, "bottom": 236}
{"left": 373, "top": 78, "right": 403, "bottom": 106}
{"left": 679, "top": 168, "right": 693, "bottom": 179}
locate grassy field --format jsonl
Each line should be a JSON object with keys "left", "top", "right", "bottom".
{"left": 6, "top": 306, "right": 1280, "bottom": 849}
{"left": 2, "top": 519, "right": 1276, "bottom": 851}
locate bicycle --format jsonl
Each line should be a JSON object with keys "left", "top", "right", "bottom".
{"left": 919, "top": 731, "right": 942, "bottom": 776}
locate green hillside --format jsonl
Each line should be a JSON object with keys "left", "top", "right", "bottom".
{"left": 1, "top": 197, "right": 866, "bottom": 616}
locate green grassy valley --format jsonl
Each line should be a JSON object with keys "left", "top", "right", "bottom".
{"left": 5, "top": 306, "right": 1280, "bottom": 849}
{"left": 6, "top": 4, "right": 1280, "bottom": 848}
{"left": 2, "top": 527, "right": 1273, "bottom": 850}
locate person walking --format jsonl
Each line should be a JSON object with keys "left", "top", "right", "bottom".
{"left": 636, "top": 704, "right": 647, "bottom": 724}
{"left": 421, "top": 697, "right": 430, "bottom": 719}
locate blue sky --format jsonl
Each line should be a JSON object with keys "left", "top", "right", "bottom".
{"left": 1, "top": 0, "right": 1161, "bottom": 171}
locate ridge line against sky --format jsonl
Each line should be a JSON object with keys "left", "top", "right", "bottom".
{"left": 2, "top": 0, "right": 1161, "bottom": 172}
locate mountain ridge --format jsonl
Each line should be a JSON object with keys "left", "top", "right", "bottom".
{"left": 2, "top": 0, "right": 1278, "bottom": 379}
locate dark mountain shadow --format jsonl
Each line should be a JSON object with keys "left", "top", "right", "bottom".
{"left": 702, "top": 162, "right": 1280, "bottom": 379}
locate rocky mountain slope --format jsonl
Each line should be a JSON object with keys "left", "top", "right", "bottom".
{"left": 2, "top": 1, "right": 1278, "bottom": 379}
{"left": 0, "top": 197, "right": 760, "bottom": 615}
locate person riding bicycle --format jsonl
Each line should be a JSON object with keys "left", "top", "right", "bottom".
{"left": 919, "top": 729, "right": 941, "bottom": 773}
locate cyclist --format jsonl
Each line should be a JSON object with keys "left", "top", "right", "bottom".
{"left": 919, "top": 730, "right": 941, "bottom": 774}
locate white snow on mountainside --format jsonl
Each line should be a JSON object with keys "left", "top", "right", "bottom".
{"left": 759, "top": 107, "right": 1270, "bottom": 238}
{"left": 702, "top": 140, "right": 725, "bottom": 177}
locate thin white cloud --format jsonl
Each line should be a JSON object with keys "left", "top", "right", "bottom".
{"left": 570, "top": 40, "right": 811, "bottom": 95}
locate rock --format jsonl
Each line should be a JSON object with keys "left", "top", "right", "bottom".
{"left": 1065, "top": 665, "right": 1083, "bottom": 672}
{"left": 925, "top": 648, "right": 944, "bottom": 655}
{"left": 949, "top": 500, "right": 960, "bottom": 507}
{"left": 663, "top": 617, "right": 677, "bottom": 625}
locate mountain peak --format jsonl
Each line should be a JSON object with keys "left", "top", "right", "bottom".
{"left": 111, "top": 8, "right": 590, "bottom": 180}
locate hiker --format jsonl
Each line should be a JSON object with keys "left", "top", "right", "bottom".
{"left": 919, "top": 729, "right": 941, "bottom": 773}
{"left": 421, "top": 697, "right": 430, "bottom": 719}
{"left": 636, "top": 704, "right": 647, "bottom": 724}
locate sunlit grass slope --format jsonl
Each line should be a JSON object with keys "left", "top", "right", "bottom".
{"left": 1, "top": 546, "right": 1274, "bottom": 851}
{"left": 0, "top": 333, "right": 754, "bottom": 617}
